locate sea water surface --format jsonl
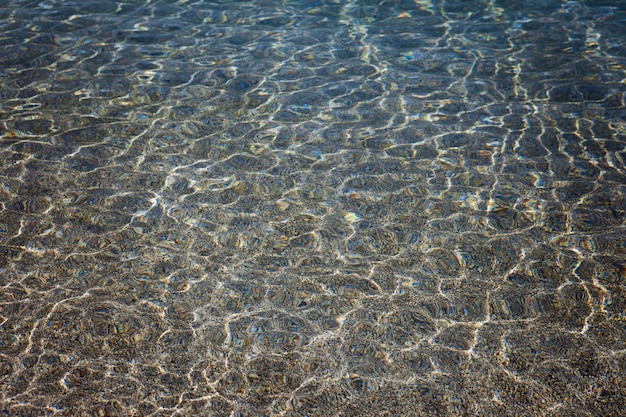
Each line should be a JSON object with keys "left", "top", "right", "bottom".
{"left": 0, "top": 0, "right": 625, "bottom": 416}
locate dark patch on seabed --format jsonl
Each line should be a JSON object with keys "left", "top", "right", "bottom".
{"left": 0, "top": 0, "right": 625, "bottom": 415}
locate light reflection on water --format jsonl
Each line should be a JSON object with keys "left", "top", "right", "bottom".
{"left": 0, "top": 0, "right": 625, "bottom": 415}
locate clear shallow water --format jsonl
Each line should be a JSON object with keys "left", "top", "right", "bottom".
{"left": 0, "top": 0, "right": 625, "bottom": 415}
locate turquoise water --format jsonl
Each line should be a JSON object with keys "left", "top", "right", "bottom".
{"left": 1, "top": 0, "right": 625, "bottom": 415}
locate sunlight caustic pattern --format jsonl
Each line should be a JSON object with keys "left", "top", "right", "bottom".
{"left": 0, "top": 0, "right": 625, "bottom": 416}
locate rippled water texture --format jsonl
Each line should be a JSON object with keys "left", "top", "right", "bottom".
{"left": 1, "top": 0, "right": 625, "bottom": 415}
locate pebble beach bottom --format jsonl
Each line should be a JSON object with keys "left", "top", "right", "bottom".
{"left": 1, "top": 0, "right": 625, "bottom": 416}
